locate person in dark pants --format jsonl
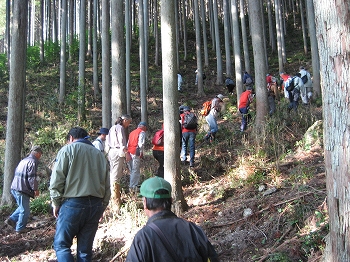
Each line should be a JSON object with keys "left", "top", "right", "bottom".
{"left": 238, "top": 86, "right": 254, "bottom": 132}
{"left": 126, "top": 177, "right": 219, "bottom": 262}
{"left": 5, "top": 146, "right": 43, "bottom": 234}
{"left": 49, "top": 127, "right": 111, "bottom": 261}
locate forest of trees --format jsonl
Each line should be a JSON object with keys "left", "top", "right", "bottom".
{"left": 0, "top": 0, "right": 349, "bottom": 260}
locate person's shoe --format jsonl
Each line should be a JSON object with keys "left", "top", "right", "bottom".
{"left": 16, "top": 227, "right": 32, "bottom": 234}
{"left": 190, "top": 162, "right": 194, "bottom": 168}
{"left": 5, "top": 218, "right": 16, "bottom": 229}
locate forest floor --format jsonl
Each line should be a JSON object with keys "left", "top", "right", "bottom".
{"left": 0, "top": 71, "right": 327, "bottom": 261}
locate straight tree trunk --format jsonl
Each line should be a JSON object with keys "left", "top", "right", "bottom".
{"left": 212, "top": 0, "right": 223, "bottom": 85}
{"left": 223, "top": 0, "right": 232, "bottom": 77}
{"left": 139, "top": 0, "right": 148, "bottom": 121}
{"left": 101, "top": 0, "right": 111, "bottom": 127}
{"left": 240, "top": 0, "right": 250, "bottom": 73}
{"left": 92, "top": 0, "right": 99, "bottom": 99}
{"left": 306, "top": 0, "right": 320, "bottom": 98}
{"left": 247, "top": 0, "right": 268, "bottom": 130}
{"left": 230, "top": 0, "right": 243, "bottom": 103}
{"left": 161, "top": 0, "right": 187, "bottom": 215}
{"left": 126, "top": 0, "right": 132, "bottom": 116}
{"left": 111, "top": 0, "right": 126, "bottom": 119}
{"left": 299, "top": 0, "right": 307, "bottom": 55}
{"left": 194, "top": 0, "right": 204, "bottom": 96}
{"left": 59, "top": 0, "right": 67, "bottom": 104}
{"left": 1, "top": 0, "right": 28, "bottom": 206}
{"left": 200, "top": 0, "right": 209, "bottom": 67}
{"left": 313, "top": 1, "right": 350, "bottom": 260}
{"left": 77, "top": 0, "right": 86, "bottom": 123}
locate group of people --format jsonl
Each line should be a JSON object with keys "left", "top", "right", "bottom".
{"left": 6, "top": 124, "right": 218, "bottom": 261}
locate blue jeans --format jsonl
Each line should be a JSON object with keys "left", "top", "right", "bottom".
{"left": 127, "top": 154, "right": 141, "bottom": 189}
{"left": 239, "top": 107, "right": 249, "bottom": 131}
{"left": 10, "top": 189, "right": 30, "bottom": 231}
{"left": 205, "top": 114, "right": 218, "bottom": 135}
{"left": 54, "top": 197, "right": 105, "bottom": 262}
{"left": 181, "top": 132, "right": 196, "bottom": 165}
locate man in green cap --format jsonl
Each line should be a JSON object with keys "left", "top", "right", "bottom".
{"left": 126, "top": 176, "right": 218, "bottom": 261}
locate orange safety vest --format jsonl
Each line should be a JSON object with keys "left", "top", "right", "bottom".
{"left": 128, "top": 128, "right": 143, "bottom": 155}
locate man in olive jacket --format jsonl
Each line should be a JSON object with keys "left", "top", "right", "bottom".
{"left": 49, "top": 127, "right": 110, "bottom": 262}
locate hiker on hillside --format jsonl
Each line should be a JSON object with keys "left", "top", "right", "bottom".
{"left": 180, "top": 106, "right": 197, "bottom": 167}
{"left": 266, "top": 74, "right": 277, "bottom": 115}
{"left": 243, "top": 71, "right": 254, "bottom": 89}
{"left": 279, "top": 72, "right": 291, "bottom": 94}
{"left": 5, "top": 146, "right": 43, "bottom": 234}
{"left": 152, "top": 124, "right": 164, "bottom": 178}
{"left": 205, "top": 94, "right": 224, "bottom": 143}
{"left": 127, "top": 122, "right": 147, "bottom": 193}
{"left": 92, "top": 127, "right": 109, "bottom": 153}
{"left": 50, "top": 127, "right": 110, "bottom": 261}
{"left": 225, "top": 77, "right": 235, "bottom": 94}
{"left": 285, "top": 73, "right": 305, "bottom": 111}
{"left": 106, "top": 114, "right": 132, "bottom": 210}
{"left": 238, "top": 86, "right": 255, "bottom": 132}
{"left": 125, "top": 176, "right": 219, "bottom": 262}
{"left": 299, "top": 66, "right": 313, "bottom": 104}
{"left": 195, "top": 69, "right": 206, "bottom": 85}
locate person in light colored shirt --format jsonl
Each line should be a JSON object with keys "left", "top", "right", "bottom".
{"left": 92, "top": 127, "right": 109, "bottom": 153}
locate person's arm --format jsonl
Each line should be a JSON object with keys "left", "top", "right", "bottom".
{"left": 138, "top": 131, "right": 146, "bottom": 157}
{"left": 49, "top": 149, "right": 68, "bottom": 218}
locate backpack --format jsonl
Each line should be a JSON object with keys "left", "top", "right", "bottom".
{"left": 152, "top": 129, "right": 164, "bottom": 146}
{"left": 183, "top": 112, "right": 198, "bottom": 130}
{"left": 245, "top": 77, "right": 253, "bottom": 85}
{"left": 200, "top": 101, "right": 212, "bottom": 116}
{"left": 286, "top": 77, "right": 296, "bottom": 91}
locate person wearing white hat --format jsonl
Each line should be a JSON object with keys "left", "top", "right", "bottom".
{"left": 204, "top": 94, "right": 224, "bottom": 142}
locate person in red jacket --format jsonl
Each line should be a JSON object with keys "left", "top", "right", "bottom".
{"left": 238, "top": 86, "right": 255, "bottom": 132}
{"left": 127, "top": 122, "right": 147, "bottom": 192}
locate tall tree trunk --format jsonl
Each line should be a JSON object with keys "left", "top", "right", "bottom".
{"left": 101, "top": 0, "right": 111, "bottom": 127}
{"left": 59, "top": 0, "right": 67, "bottom": 104}
{"left": 247, "top": 0, "right": 268, "bottom": 130}
{"left": 231, "top": 0, "right": 243, "bottom": 104}
{"left": 223, "top": 0, "right": 232, "bottom": 77}
{"left": 299, "top": 0, "right": 307, "bottom": 55}
{"left": 240, "top": 0, "right": 250, "bottom": 73}
{"left": 161, "top": 0, "right": 187, "bottom": 215}
{"left": 125, "top": 0, "right": 132, "bottom": 116}
{"left": 193, "top": 0, "right": 204, "bottom": 96}
{"left": 92, "top": 0, "right": 99, "bottom": 99}
{"left": 40, "top": 0, "right": 45, "bottom": 63}
{"left": 313, "top": 1, "right": 350, "bottom": 260}
{"left": 181, "top": 0, "right": 188, "bottom": 61}
{"left": 200, "top": 0, "right": 209, "bottom": 67}
{"left": 212, "top": 0, "right": 223, "bottom": 85}
{"left": 139, "top": 0, "right": 148, "bottom": 122}
{"left": 78, "top": 0, "right": 86, "bottom": 123}
{"left": 275, "top": 0, "right": 284, "bottom": 72}
{"left": 111, "top": 0, "right": 126, "bottom": 119}
{"left": 267, "top": 0, "right": 276, "bottom": 53}
{"left": 1, "top": 0, "right": 28, "bottom": 206}
{"left": 306, "top": 0, "right": 320, "bottom": 98}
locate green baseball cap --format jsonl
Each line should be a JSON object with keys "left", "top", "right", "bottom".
{"left": 139, "top": 177, "right": 172, "bottom": 199}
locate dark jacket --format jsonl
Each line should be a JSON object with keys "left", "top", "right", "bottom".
{"left": 11, "top": 153, "right": 39, "bottom": 198}
{"left": 126, "top": 210, "right": 219, "bottom": 262}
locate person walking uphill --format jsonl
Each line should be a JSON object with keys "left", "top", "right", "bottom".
{"left": 180, "top": 106, "right": 197, "bottom": 167}
{"left": 92, "top": 127, "right": 109, "bottom": 153}
{"left": 5, "top": 146, "right": 43, "bottom": 234}
{"left": 127, "top": 122, "right": 147, "bottom": 192}
{"left": 205, "top": 94, "right": 224, "bottom": 143}
{"left": 106, "top": 114, "right": 132, "bottom": 210}
{"left": 238, "top": 86, "right": 255, "bottom": 132}
{"left": 126, "top": 176, "right": 219, "bottom": 262}
{"left": 49, "top": 127, "right": 110, "bottom": 262}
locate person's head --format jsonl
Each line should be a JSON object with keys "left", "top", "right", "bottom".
{"left": 216, "top": 94, "right": 224, "bottom": 101}
{"left": 139, "top": 177, "right": 172, "bottom": 215}
{"left": 138, "top": 121, "right": 147, "bottom": 131}
{"left": 98, "top": 127, "right": 109, "bottom": 141}
{"left": 30, "top": 145, "right": 43, "bottom": 159}
{"left": 299, "top": 66, "right": 305, "bottom": 71}
{"left": 67, "top": 127, "right": 89, "bottom": 143}
{"left": 115, "top": 114, "right": 132, "bottom": 128}
{"left": 246, "top": 86, "right": 253, "bottom": 91}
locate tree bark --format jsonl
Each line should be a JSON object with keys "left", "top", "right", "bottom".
{"left": 313, "top": 1, "right": 350, "bottom": 260}
{"left": 161, "top": 0, "right": 187, "bottom": 214}
{"left": 2, "top": 0, "right": 28, "bottom": 206}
